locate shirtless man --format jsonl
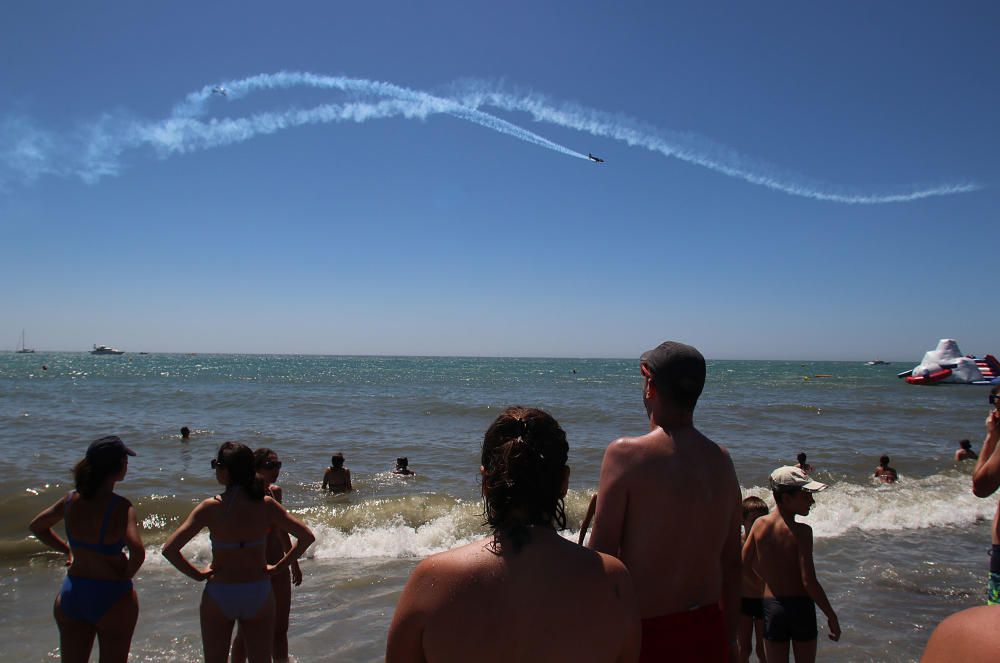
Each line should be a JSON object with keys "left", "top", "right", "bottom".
{"left": 588, "top": 341, "right": 742, "bottom": 662}
{"left": 795, "top": 453, "right": 813, "bottom": 475}
{"left": 972, "top": 386, "right": 1000, "bottom": 604}
{"left": 742, "top": 467, "right": 840, "bottom": 663}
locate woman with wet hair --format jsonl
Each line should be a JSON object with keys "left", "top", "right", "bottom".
{"left": 387, "top": 406, "right": 640, "bottom": 663}
{"left": 29, "top": 435, "right": 145, "bottom": 663}
{"left": 162, "top": 442, "right": 315, "bottom": 663}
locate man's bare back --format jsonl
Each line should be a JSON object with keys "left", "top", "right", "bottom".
{"left": 586, "top": 341, "right": 742, "bottom": 660}
{"left": 387, "top": 530, "right": 640, "bottom": 663}
{"left": 589, "top": 425, "right": 741, "bottom": 616}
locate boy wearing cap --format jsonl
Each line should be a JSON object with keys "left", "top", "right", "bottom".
{"left": 588, "top": 341, "right": 742, "bottom": 662}
{"left": 742, "top": 467, "right": 840, "bottom": 663}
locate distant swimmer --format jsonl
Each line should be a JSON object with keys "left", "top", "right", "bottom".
{"left": 796, "top": 452, "right": 814, "bottom": 475}
{"left": 956, "top": 439, "right": 979, "bottom": 462}
{"left": 322, "top": 453, "right": 353, "bottom": 493}
{"left": 180, "top": 427, "right": 191, "bottom": 442}
{"left": 393, "top": 457, "right": 415, "bottom": 476}
{"left": 212, "top": 85, "right": 228, "bottom": 97}
{"left": 874, "top": 455, "right": 898, "bottom": 484}
{"left": 588, "top": 153, "right": 605, "bottom": 163}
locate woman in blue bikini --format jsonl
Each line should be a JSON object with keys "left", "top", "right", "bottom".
{"left": 162, "top": 442, "right": 315, "bottom": 663}
{"left": 29, "top": 435, "right": 145, "bottom": 663}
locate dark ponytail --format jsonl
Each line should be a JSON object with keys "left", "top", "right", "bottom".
{"left": 217, "top": 442, "right": 265, "bottom": 500}
{"left": 481, "top": 406, "right": 569, "bottom": 553}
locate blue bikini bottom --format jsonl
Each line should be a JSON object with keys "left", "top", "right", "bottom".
{"left": 204, "top": 578, "right": 273, "bottom": 621}
{"left": 59, "top": 575, "right": 133, "bottom": 625}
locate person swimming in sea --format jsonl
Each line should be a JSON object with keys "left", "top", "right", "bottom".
{"left": 874, "top": 455, "right": 898, "bottom": 484}
{"left": 322, "top": 453, "right": 353, "bottom": 493}
{"left": 393, "top": 457, "right": 415, "bottom": 476}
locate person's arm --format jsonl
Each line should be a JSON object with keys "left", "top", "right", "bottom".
{"left": 973, "top": 410, "right": 1000, "bottom": 497}
{"left": 264, "top": 497, "right": 315, "bottom": 576}
{"left": 578, "top": 494, "right": 598, "bottom": 546}
{"left": 719, "top": 456, "right": 743, "bottom": 653}
{"left": 28, "top": 497, "right": 71, "bottom": 558}
{"left": 270, "top": 485, "right": 302, "bottom": 585}
{"left": 122, "top": 502, "right": 145, "bottom": 579}
{"left": 386, "top": 558, "right": 435, "bottom": 663}
{"left": 587, "top": 440, "right": 629, "bottom": 555}
{"left": 741, "top": 523, "right": 761, "bottom": 581}
{"left": 345, "top": 469, "right": 353, "bottom": 492}
{"left": 322, "top": 469, "right": 331, "bottom": 491}
{"left": 796, "top": 524, "right": 840, "bottom": 641}
{"left": 600, "top": 554, "right": 641, "bottom": 663}
{"left": 162, "top": 501, "right": 214, "bottom": 581}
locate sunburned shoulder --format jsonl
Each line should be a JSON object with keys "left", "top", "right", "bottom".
{"left": 408, "top": 540, "right": 496, "bottom": 587}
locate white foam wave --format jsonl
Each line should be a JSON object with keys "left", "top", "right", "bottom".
{"left": 744, "top": 472, "right": 996, "bottom": 539}
{"left": 138, "top": 474, "right": 994, "bottom": 566}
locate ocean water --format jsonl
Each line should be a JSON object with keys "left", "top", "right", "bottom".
{"left": 0, "top": 353, "right": 995, "bottom": 661}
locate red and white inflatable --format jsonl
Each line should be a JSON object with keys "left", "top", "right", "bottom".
{"left": 901, "top": 339, "right": 995, "bottom": 385}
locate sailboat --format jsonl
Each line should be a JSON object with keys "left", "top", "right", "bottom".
{"left": 16, "top": 329, "right": 35, "bottom": 354}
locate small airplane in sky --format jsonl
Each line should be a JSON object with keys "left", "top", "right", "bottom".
{"left": 212, "top": 86, "right": 228, "bottom": 97}
{"left": 588, "top": 153, "right": 605, "bottom": 163}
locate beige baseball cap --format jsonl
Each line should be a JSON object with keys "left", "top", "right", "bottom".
{"left": 769, "top": 466, "right": 827, "bottom": 493}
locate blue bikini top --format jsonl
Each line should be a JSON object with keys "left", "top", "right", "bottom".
{"left": 64, "top": 492, "right": 126, "bottom": 556}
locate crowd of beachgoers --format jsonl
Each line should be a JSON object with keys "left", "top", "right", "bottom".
{"left": 27, "top": 342, "right": 1000, "bottom": 663}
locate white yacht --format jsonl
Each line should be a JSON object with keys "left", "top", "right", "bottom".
{"left": 91, "top": 344, "right": 125, "bottom": 355}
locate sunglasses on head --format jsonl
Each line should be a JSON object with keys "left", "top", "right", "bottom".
{"left": 261, "top": 461, "right": 282, "bottom": 470}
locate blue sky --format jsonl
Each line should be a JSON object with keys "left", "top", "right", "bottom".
{"left": 2, "top": 2, "right": 997, "bottom": 360}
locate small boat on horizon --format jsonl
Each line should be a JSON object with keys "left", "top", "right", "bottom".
{"left": 865, "top": 359, "right": 889, "bottom": 366}
{"left": 16, "top": 329, "right": 35, "bottom": 354}
{"left": 91, "top": 344, "right": 125, "bottom": 355}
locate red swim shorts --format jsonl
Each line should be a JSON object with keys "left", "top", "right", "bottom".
{"left": 639, "top": 603, "right": 728, "bottom": 663}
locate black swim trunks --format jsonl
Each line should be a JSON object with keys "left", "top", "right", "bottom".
{"left": 741, "top": 597, "right": 764, "bottom": 620}
{"left": 763, "top": 596, "right": 817, "bottom": 642}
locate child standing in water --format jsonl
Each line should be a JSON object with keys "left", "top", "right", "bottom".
{"left": 739, "top": 496, "right": 770, "bottom": 663}
{"left": 742, "top": 467, "right": 840, "bottom": 663}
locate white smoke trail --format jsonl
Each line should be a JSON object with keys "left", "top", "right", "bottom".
{"left": 0, "top": 71, "right": 981, "bottom": 203}
{"left": 454, "top": 87, "right": 980, "bottom": 204}
{"left": 171, "top": 72, "right": 587, "bottom": 160}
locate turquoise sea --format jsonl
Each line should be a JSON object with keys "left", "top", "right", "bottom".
{"left": 0, "top": 353, "right": 995, "bottom": 661}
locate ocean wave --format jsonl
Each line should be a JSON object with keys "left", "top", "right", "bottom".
{"left": 743, "top": 472, "right": 995, "bottom": 539}
{"left": 8, "top": 474, "right": 993, "bottom": 564}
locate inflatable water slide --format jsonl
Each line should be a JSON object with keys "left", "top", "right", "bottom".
{"left": 897, "top": 339, "right": 1000, "bottom": 385}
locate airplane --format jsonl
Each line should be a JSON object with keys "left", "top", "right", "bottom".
{"left": 588, "top": 153, "right": 605, "bottom": 163}
{"left": 212, "top": 86, "right": 228, "bottom": 97}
